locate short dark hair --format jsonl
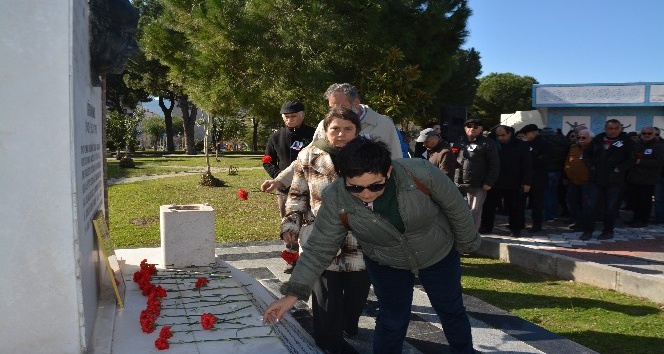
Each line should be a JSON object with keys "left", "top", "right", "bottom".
{"left": 493, "top": 125, "right": 513, "bottom": 135}
{"left": 605, "top": 119, "right": 622, "bottom": 126}
{"left": 323, "top": 106, "right": 361, "bottom": 134}
{"left": 337, "top": 137, "right": 392, "bottom": 178}
{"left": 425, "top": 121, "right": 440, "bottom": 128}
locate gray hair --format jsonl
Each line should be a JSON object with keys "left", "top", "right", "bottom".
{"left": 323, "top": 83, "right": 359, "bottom": 102}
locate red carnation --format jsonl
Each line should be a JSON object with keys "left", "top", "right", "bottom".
{"left": 159, "top": 326, "right": 174, "bottom": 339}
{"left": 201, "top": 313, "right": 218, "bottom": 330}
{"left": 150, "top": 285, "right": 167, "bottom": 299}
{"left": 281, "top": 250, "right": 299, "bottom": 264}
{"left": 155, "top": 337, "right": 169, "bottom": 350}
{"left": 141, "top": 316, "right": 157, "bottom": 333}
{"left": 262, "top": 155, "right": 272, "bottom": 164}
{"left": 451, "top": 147, "right": 460, "bottom": 154}
{"left": 194, "top": 277, "right": 209, "bottom": 289}
{"left": 237, "top": 188, "right": 249, "bottom": 200}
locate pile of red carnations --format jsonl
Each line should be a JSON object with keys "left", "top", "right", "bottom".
{"left": 134, "top": 261, "right": 229, "bottom": 350}
{"left": 134, "top": 259, "right": 170, "bottom": 349}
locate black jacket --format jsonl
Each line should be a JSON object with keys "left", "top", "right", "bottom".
{"left": 583, "top": 132, "right": 635, "bottom": 186}
{"left": 525, "top": 136, "right": 550, "bottom": 188}
{"left": 493, "top": 137, "right": 533, "bottom": 190}
{"left": 628, "top": 139, "right": 664, "bottom": 185}
{"left": 452, "top": 135, "right": 500, "bottom": 188}
{"left": 263, "top": 125, "right": 315, "bottom": 179}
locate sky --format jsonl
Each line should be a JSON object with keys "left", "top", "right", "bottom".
{"left": 463, "top": 0, "right": 664, "bottom": 85}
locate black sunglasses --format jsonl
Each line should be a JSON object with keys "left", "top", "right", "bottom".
{"left": 345, "top": 181, "right": 387, "bottom": 193}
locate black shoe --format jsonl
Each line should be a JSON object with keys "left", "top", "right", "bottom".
{"left": 629, "top": 221, "right": 647, "bottom": 228}
{"left": 579, "top": 231, "right": 593, "bottom": 241}
{"left": 510, "top": 230, "right": 521, "bottom": 238}
{"left": 623, "top": 220, "right": 634, "bottom": 225}
{"left": 478, "top": 227, "right": 492, "bottom": 234}
{"left": 528, "top": 226, "right": 542, "bottom": 233}
{"left": 598, "top": 230, "right": 614, "bottom": 240}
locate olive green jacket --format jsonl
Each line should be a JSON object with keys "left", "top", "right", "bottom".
{"left": 280, "top": 158, "right": 481, "bottom": 300}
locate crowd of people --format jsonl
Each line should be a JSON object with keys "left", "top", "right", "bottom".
{"left": 259, "top": 82, "right": 663, "bottom": 354}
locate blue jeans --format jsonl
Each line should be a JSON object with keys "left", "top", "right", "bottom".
{"left": 585, "top": 184, "right": 623, "bottom": 231}
{"left": 544, "top": 171, "right": 562, "bottom": 220}
{"left": 364, "top": 250, "right": 474, "bottom": 354}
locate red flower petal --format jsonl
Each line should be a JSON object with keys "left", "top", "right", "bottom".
{"left": 281, "top": 250, "right": 299, "bottom": 264}
{"left": 262, "top": 155, "right": 272, "bottom": 164}
{"left": 237, "top": 189, "right": 249, "bottom": 200}
{"left": 201, "top": 313, "right": 218, "bottom": 330}
{"left": 155, "top": 337, "right": 169, "bottom": 350}
{"left": 194, "top": 277, "right": 209, "bottom": 289}
{"left": 159, "top": 326, "right": 173, "bottom": 339}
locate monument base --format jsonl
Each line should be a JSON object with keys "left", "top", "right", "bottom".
{"left": 92, "top": 248, "right": 322, "bottom": 354}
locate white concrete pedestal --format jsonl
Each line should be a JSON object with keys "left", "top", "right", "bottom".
{"left": 160, "top": 204, "right": 215, "bottom": 267}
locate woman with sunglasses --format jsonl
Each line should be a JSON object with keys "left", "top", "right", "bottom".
{"left": 265, "top": 137, "right": 481, "bottom": 354}
{"left": 280, "top": 105, "right": 369, "bottom": 353}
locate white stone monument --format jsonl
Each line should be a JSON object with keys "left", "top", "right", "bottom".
{"left": 0, "top": 1, "right": 132, "bottom": 353}
{"left": 161, "top": 204, "right": 216, "bottom": 267}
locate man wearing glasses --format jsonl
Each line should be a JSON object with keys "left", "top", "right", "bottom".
{"left": 451, "top": 118, "right": 500, "bottom": 230}
{"left": 624, "top": 127, "right": 664, "bottom": 228}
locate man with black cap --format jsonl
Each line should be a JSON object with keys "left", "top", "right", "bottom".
{"left": 263, "top": 101, "right": 315, "bottom": 272}
{"left": 451, "top": 118, "right": 500, "bottom": 230}
{"left": 518, "top": 123, "right": 549, "bottom": 232}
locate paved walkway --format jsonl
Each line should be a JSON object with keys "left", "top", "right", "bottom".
{"left": 484, "top": 212, "right": 664, "bottom": 280}
{"left": 107, "top": 166, "right": 264, "bottom": 185}
{"left": 215, "top": 242, "right": 598, "bottom": 354}
{"left": 104, "top": 216, "right": 662, "bottom": 354}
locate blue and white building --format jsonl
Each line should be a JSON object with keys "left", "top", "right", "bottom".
{"left": 533, "top": 82, "right": 664, "bottom": 135}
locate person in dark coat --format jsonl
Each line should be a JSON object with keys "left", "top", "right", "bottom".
{"left": 580, "top": 119, "right": 636, "bottom": 240}
{"left": 480, "top": 125, "right": 533, "bottom": 237}
{"left": 625, "top": 127, "right": 664, "bottom": 227}
{"left": 452, "top": 118, "right": 500, "bottom": 230}
{"left": 423, "top": 130, "right": 456, "bottom": 180}
{"left": 519, "top": 124, "right": 549, "bottom": 232}
{"left": 263, "top": 100, "right": 316, "bottom": 272}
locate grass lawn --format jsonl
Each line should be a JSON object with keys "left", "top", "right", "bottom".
{"left": 107, "top": 153, "right": 664, "bottom": 354}
{"left": 107, "top": 153, "right": 264, "bottom": 179}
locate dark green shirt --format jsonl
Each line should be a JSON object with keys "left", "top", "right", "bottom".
{"left": 372, "top": 176, "right": 405, "bottom": 233}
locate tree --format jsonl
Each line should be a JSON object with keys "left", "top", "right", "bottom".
{"left": 105, "top": 73, "right": 150, "bottom": 114}
{"left": 471, "top": 73, "right": 539, "bottom": 128}
{"left": 141, "top": 0, "right": 474, "bottom": 138}
{"left": 129, "top": 0, "right": 195, "bottom": 153}
{"left": 362, "top": 47, "right": 431, "bottom": 127}
{"left": 106, "top": 108, "right": 143, "bottom": 157}
{"left": 142, "top": 116, "right": 166, "bottom": 150}
{"left": 433, "top": 48, "right": 483, "bottom": 111}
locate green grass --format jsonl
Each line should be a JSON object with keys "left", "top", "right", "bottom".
{"left": 109, "top": 169, "right": 280, "bottom": 247}
{"left": 107, "top": 153, "right": 664, "bottom": 354}
{"left": 107, "top": 153, "right": 264, "bottom": 179}
{"left": 461, "top": 257, "right": 664, "bottom": 354}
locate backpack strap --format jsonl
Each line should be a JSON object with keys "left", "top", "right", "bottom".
{"left": 398, "top": 162, "right": 431, "bottom": 196}
{"left": 339, "top": 210, "right": 352, "bottom": 231}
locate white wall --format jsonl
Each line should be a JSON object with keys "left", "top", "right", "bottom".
{"left": 0, "top": 1, "right": 103, "bottom": 353}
